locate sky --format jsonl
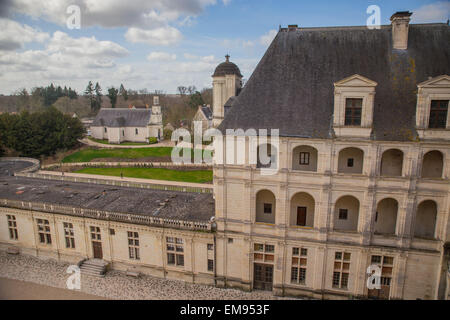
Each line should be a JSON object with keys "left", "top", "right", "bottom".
{"left": 0, "top": 0, "right": 448, "bottom": 95}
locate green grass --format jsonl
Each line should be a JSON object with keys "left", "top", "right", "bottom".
{"left": 63, "top": 147, "right": 212, "bottom": 163}
{"left": 74, "top": 167, "right": 213, "bottom": 184}
{"left": 88, "top": 137, "right": 150, "bottom": 146}
{"left": 62, "top": 147, "right": 174, "bottom": 163}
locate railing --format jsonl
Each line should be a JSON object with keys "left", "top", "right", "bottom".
{"left": 0, "top": 198, "right": 212, "bottom": 232}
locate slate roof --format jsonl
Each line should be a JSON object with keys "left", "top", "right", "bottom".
{"left": 0, "top": 176, "right": 214, "bottom": 222}
{"left": 219, "top": 23, "right": 450, "bottom": 141}
{"left": 92, "top": 108, "right": 152, "bottom": 128}
{"left": 213, "top": 56, "right": 243, "bottom": 77}
{"left": 200, "top": 105, "right": 213, "bottom": 120}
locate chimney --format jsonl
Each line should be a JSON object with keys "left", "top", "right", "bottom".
{"left": 390, "top": 11, "right": 412, "bottom": 50}
{"left": 288, "top": 24, "right": 298, "bottom": 31}
{"left": 146, "top": 104, "right": 149, "bottom": 109}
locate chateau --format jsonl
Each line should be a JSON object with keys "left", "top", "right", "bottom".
{"left": 1, "top": 11, "right": 449, "bottom": 300}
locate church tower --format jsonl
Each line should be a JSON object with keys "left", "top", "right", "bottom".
{"left": 212, "top": 55, "right": 243, "bottom": 127}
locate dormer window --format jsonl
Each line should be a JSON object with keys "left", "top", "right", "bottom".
{"left": 429, "top": 100, "right": 448, "bottom": 129}
{"left": 333, "top": 74, "right": 377, "bottom": 138}
{"left": 416, "top": 75, "right": 450, "bottom": 139}
{"left": 344, "top": 98, "right": 363, "bottom": 126}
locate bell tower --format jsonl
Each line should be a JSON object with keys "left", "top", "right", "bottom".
{"left": 212, "top": 55, "right": 243, "bottom": 127}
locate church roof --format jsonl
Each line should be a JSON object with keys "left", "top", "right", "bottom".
{"left": 219, "top": 23, "right": 450, "bottom": 141}
{"left": 213, "top": 55, "right": 243, "bottom": 77}
{"left": 92, "top": 108, "right": 152, "bottom": 128}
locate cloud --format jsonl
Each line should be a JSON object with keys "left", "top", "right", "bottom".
{"left": 222, "top": 0, "right": 232, "bottom": 5}
{"left": 147, "top": 51, "right": 177, "bottom": 61}
{"left": 259, "top": 29, "right": 277, "bottom": 46}
{"left": 48, "top": 31, "right": 129, "bottom": 58}
{"left": 0, "top": 18, "right": 49, "bottom": 51}
{"left": 412, "top": 2, "right": 450, "bottom": 23}
{"left": 125, "top": 26, "right": 182, "bottom": 45}
{"left": 4, "top": 0, "right": 217, "bottom": 28}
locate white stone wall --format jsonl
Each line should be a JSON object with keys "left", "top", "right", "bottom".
{"left": 213, "top": 135, "right": 450, "bottom": 299}
{"left": 0, "top": 208, "right": 215, "bottom": 284}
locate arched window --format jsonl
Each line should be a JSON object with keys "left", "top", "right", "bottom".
{"left": 257, "top": 144, "right": 277, "bottom": 169}
{"left": 290, "top": 192, "right": 315, "bottom": 227}
{"left": 421, "top": 151, "right": 444, "bottom": 178}
{"left": 414, "top": 200, "right": 437, "bottom": 239}
{"left": 256, "top": 190, "right": 276, "bottom": 224}
{"left": 334, "top": 196, "right": 360, "bottom": 232}
{"left": 292, "top": 146, "right": 318, "bottom": 172}
{"left": 338, "top": 147, "right": 364, "bottom": 174}
{"left": 374, "top": 198, "right": 398, "bottom": 235}
{"left": 380, "top": 149, "right": 403, "bottom": 177}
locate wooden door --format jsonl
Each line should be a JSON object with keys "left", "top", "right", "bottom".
{"left": 297, "top": 207, "right": 307, "bottom": 226}
{"left": 253, "top": 264, "right": 273, "bottom": 291}
{"left": 92, "top": 241, "right": 103, "bottom": 259}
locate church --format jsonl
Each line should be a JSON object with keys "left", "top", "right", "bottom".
{"left": 1, "top": 11, "right": 449, "bottom": 300}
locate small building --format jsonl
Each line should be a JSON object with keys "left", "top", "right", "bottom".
{"left": 91, "top": 96, "right": 163, "bottom": 144}
{"left": 192, "top": 105, "right": 213, "bottom": 133}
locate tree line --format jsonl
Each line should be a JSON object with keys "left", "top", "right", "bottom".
{"left": 0, "top": 107, "right": 84, "bottom": 158}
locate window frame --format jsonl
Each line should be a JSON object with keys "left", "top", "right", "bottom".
{"left": 299, "top": 152, "right": 310, "bottom": 165}
{"left": 36, "top": 218, "right": 52, "bottom": 245}
{"left": 63, "top": 222, "right": 75, "bottom": 249}
{"left": 429, "top": 100, "right": 449, "bottom": 129}
{"left": 344, "top": 98, "right": 363, "bottom": 126}
{"left": 7, "top": 215, "right": 18, "bottom": 240}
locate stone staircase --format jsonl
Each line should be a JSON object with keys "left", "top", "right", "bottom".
{"left": 79, "top": 259, "right": 109, "bottom": 278}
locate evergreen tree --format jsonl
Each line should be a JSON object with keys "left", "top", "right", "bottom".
{"left": 85, "top": 81, "right": 95, "bottom": 111}
{"left": 107, "top": 87, "right": 119, "bottom": 108}
{"left": 119, "top": 84, "right": 128, "bottom": 101}
{"left": 94, "top": 82, "right": 102, "bottom": 111}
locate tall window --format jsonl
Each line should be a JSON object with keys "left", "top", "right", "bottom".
{"left": 291, "top": 247, "right": 308, "bottom": 285}
{"left": 128, "top": 231, "right": 140, "bottom": 260}
{"left": 429, "top": 100, "right": 448, "bottom": 129}
{"left": 332, "top": 252, "right": 351, "bottom": 289}
{"left": 7, "top": 215, "right": 18, "bottom": 240}
{"left": 37, "top": 219, "right": 51, "bottom": 244}
{"left": 166, "top": 237, "right": 184, "bottom": 266}
{"left": 207, "top": 259, "right": 214, "bottom": 272}
{"left": 369, "top": 255, "right": 394, "bottom": 299}
{"left": 345, "top": 98, "right": 362, "bottom": 126}
{"left": 63, "top": 222, "right": 75, "bottom": 249}
{"left": 135, "top": 128, "right": 139, "bottom": 135}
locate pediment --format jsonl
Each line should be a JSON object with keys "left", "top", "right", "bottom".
{"left": 334, "top": 74, "right": 378, "bottom": 87}
{"left": 418, "top": 75, "right": 450, "bottom": 88}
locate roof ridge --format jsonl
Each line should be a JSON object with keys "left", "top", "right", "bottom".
{"left": 280, "top": 22, "right": 448, "bottom": 32}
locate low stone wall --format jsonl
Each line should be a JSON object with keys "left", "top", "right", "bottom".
{"left": 0, "top": 157, "right": 40, "bottom": 173}
{"left": 15, "top": 171, "right": 213, "bottom": 194}
{"left": 42, "top": 161, "right": 212, "bottom": 170}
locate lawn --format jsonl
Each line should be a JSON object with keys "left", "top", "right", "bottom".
{"left": 62, "top": 147, "right": 212, "bottom": 163}
{"left": 74, "top": 167, "right": 213, "bottom": 184}
{"left": 88, "top": 137, "right": 151, "bottom": 146}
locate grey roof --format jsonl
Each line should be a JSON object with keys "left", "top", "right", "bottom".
{"left": 213, "top": 56, "right": 243, "bottom": 77}
{"left": 0, "top": 176, "right": 214, "bottom": 222}
{"left": 92, "top": 109, "right": 152, "bottom": 128}
{"left": 200, "top": 105, "right": 213, "bottom": 120}
{"left": 219, "top": 23, "right": 450, "bottom": 141}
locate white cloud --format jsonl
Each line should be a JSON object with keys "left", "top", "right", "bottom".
{"left": 0, "top": 18, "right": 49, "bottom": 51}
{"left": 125, "top": 26, "right": 182, "bottom": 45}
{"left": 412, "top": 2, "right": 450, "bottom": 23}
{"left": 222, "top": 0, "right": 232, "bottom": 5}
{"left": 147, "top": 51, "right": 177, "bottom": 61}
{"left": 259, "top": 29, "right": 277, "bottom": 46}
{"left": 48, "top": 31, "right": 129, "bottom": 58}
{"left": 5, "top": 0, "right": 217, "bottom": 28}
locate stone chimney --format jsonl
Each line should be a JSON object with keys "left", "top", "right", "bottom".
{"left": 390, "top": 11, "right": 413, "bottom": 50}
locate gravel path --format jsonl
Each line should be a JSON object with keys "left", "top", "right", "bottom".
{"left": 0, "top": 251, "right": 294, "bottom": 300}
